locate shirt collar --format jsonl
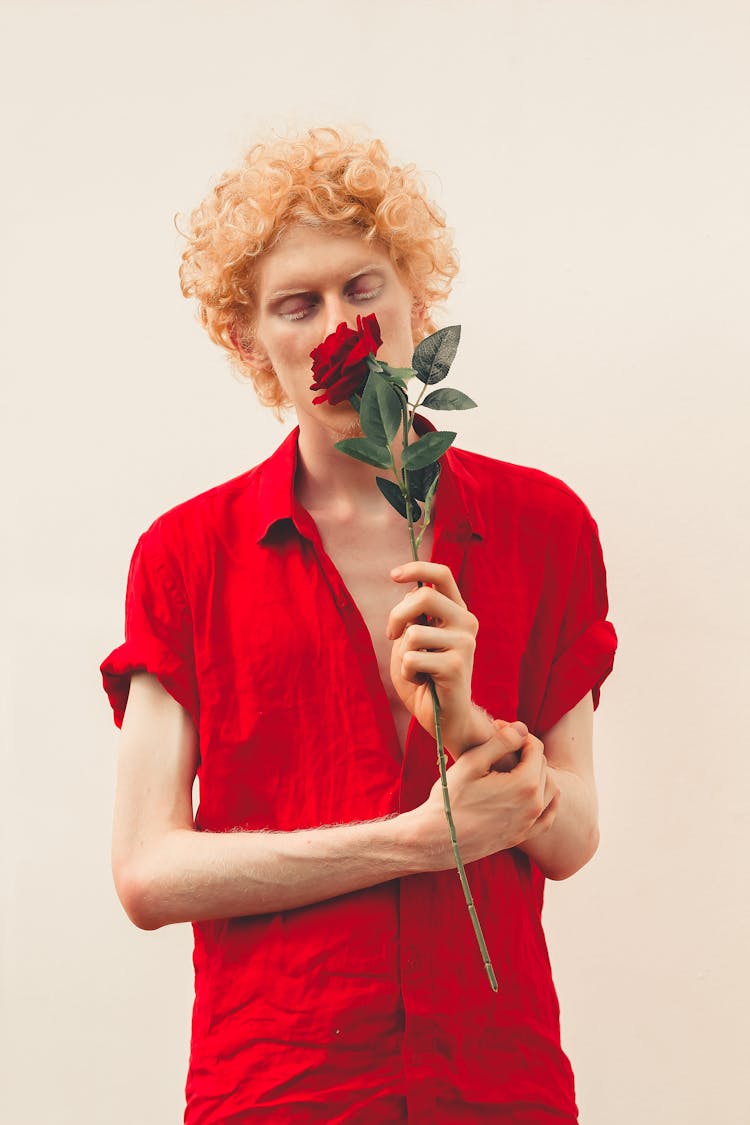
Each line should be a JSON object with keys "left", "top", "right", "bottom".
{"left": 252, "top": 412, "right": 485, "bottom": 543}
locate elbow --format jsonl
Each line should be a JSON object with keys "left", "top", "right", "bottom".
{"left": 113, "top": 860, "right": 169, "bottom": 931}
{"left": 580, "top": 818, "right": 601, "bottom": 873}
{"left": 545, "top": 821, "right": 600, "bottom": 882}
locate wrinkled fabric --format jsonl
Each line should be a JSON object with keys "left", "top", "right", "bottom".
{"left": 101, "top": 414, "right": 617, "bottom": 1124}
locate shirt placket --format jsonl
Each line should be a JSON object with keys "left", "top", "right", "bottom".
{"left": 291, "top": 504, "right": 405, "bottom": 768}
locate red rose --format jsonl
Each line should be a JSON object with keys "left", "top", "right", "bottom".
{"left": 309, "top": 313, "right": 383, "bottom": 406}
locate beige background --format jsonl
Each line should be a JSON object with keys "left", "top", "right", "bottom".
{"left": 2, "top": 1, "right": 748, "bottom": 1122}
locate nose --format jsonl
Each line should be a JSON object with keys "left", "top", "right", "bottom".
{"left": 322, "top": 294, "right": 353, "bottom": 337}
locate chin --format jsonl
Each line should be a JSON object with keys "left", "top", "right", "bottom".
{"left": 330, "top": 414, "right": 364, "bottom": 440}
{"left": 303, "top": 395, "right": 364, "bottom": 440}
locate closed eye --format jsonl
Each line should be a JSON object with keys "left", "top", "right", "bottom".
{"left": 278, "top": 281, "right": 384, "bottom": 321}
{"left": 350, "top": 284, "right": 382, "bottom": 301}
{"left": 279, "top": 299, "right": 317, "bottom": 322}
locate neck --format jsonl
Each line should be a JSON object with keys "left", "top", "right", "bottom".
{"left": 295, "top": 409, "right": 420, "bottom": 518}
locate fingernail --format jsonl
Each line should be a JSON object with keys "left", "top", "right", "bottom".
{"left": 391, "top": 567, "right": 403, "bottom": 577}
{"left": 511, "top": 720, "right": 528, "bottom": 737}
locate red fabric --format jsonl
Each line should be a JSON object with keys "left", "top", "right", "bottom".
{"left": 101, "top": 415, "right": 617, "bottom": 1124}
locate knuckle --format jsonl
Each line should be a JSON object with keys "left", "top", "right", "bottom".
{"left": 521, "top": 779, "right": 539, "bottom": 802}
{"left": 406, "top": 588, "right": 429, "bottom": 614}
{"left": 501, "top": 726, "right": 522, "bottom": 750}
{"left": 528, "top": 797, "right": 545, "bottom": 821}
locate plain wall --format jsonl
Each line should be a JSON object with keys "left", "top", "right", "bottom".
{"left": 2, "top": 1, "right": 748, "bottom": 1122}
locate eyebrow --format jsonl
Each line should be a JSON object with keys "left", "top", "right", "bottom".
{"left": 266, "top": 266, "right": 386, "bottom": 302}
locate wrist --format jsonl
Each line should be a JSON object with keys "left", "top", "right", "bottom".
{"left": 445, "top": 704, "right": 497, "bottom": 757}
{"left": 395, "top": 806, "right": 450, "bottom": 874}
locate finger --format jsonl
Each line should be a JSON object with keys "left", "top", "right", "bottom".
{"left": 495, "top": 722, "right": 545, "bottom": 767}
{"left": 395, "top": 623, "right": 474, "bottom": 656}
{"left": 400, "top": 646, "right": 469, "bottom": 686}
{"left": 490, "top": 749, "right": 521, "bottom": 774}
{"left": 498, "top": 720, "right": 539, "bottom": 743}
{"left": 390, "top": 562, "right": 465, "bottom": 607}
{"left": 515, "top": 735, "right": 547, "bottom": 781}
{"left": 541, "top": 767, "right": 559, "bottom": 810}
{"left": 464, "top": 720, "right": 533, "bottom": 775}
{"left": 524, "top": 791, "right": 560, "bottom": 840}
{"left": 387, "top": 586, "right": 477, "bottom": 639}
{"left": 389, "top": 586, "right": 471, "bottom": 635}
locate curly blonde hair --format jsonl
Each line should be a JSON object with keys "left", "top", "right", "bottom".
{"left": 178, "top": 126, "right": 459, "bottom": 420}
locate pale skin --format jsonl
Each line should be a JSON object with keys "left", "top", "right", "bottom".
{"left": 112, "top": 224, "right": 599, "bottom": 931}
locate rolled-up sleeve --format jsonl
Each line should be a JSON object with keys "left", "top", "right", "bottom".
{"left": 100, "top": 521, "right": 199, "bottom": 729}
{"left": 535, "top": 508, "right": 617, "bottom": 733}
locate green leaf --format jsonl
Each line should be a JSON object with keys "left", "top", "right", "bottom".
{"left": 334, "top": 437, "right": 392, "bottom": 469}
{"left": 360, "top": 372, "right": 403, "bottom": 446}
{"left": 348, "top": 392, "right": 362, "bottom": 412}
{"left": 421, "top": 387, "right": 477, "bottom": 411}
{"left": 402, "top": 430, "right": 457, "bottom": 471}
{"left": 374, "top": 373, "right": 404, "bottom": 442}
{"left": 412, "top": 325, "right": 461, "bottom": 385}
{"left": 380, "top": 364, "right": 416, "bottom": 383}
{"left": 422, "top": 465, "right": 441, "bottom": 525}
{"left": 406, "top": 460, "right": 440, "bottom": 503}
{"left": 376, "top": 477, "right": 421, "bottom": 521}
{"left": 415, "top": 467, "right": 441, "bottom": 548}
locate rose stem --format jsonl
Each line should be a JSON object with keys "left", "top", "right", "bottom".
{"left": 400, "top": 399, "right": 498, "bottom": 993}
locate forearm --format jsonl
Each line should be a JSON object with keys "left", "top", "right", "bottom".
{"left": 516, "top": 765, "right": 599, "bottom": 879}
{"left": 117, "top": 813, "right": 425, "bottom": 930}
{"left": 450, "top": 701, "right": 599, "bottom": 878}
{"left": 446, "top": 704, "right": 518, "bottom": 769}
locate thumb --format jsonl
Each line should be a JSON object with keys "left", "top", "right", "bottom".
{"left": 495, "top": 718, "right": 527, "bottom": 738}
{"left": 465, "top": 720, "right": 528, "bottom": 774}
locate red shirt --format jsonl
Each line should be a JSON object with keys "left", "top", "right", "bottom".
{"left": 101, "top": 415, "right": 617, "bottom": 1124}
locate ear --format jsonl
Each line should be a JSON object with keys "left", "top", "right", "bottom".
{"left": 229, "top": 323, "right": 271, "bottom": 372}
{"left": 410, "top": 296, "right": 428, "bottom": 334}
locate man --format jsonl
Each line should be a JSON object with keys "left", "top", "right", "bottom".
{"left": 102, "top": 127, "right": 617, "bottom": 1123}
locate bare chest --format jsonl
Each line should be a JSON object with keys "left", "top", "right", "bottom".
{"left": 311, "top": 514, "right": 435, "bottom": 755}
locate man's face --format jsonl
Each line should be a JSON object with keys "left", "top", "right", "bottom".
{"left": 248, "top": 224, "right": 423, "bottom": 433}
